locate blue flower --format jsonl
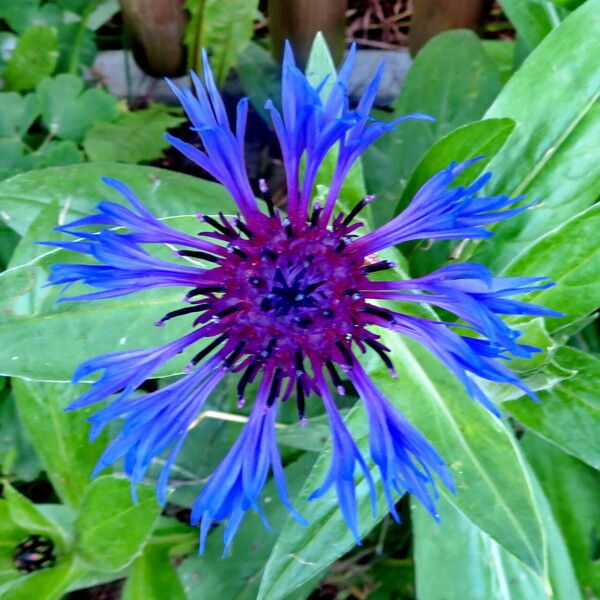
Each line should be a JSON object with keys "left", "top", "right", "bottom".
{"left": 46, "top": 45, "right": 558, "bottom": 554}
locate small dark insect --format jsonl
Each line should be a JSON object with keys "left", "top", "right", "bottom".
{"left": 13, "top": 535, "right": 56, "bottom": 573}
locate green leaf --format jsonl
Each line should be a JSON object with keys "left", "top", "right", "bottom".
{"left": 121, "top": 545, "right": 186, "bottom": 600}
{"left": 13, "top": 380, "right": 108, "bottom": 510}
{"left": 523, "top": 434, "right": 600, "bottom": 595}
{"left": 503, "top": 203, "right": 600, "bottom": 331}
{"left": 471, "top": 0, "right": 600, "bottom": 272}
{"left": 1, "top": 557, "right": 85, "bottom": 600}
{"left": 0, "top": 93, "right": 39, "bottom": 139}
{"left": 3, "top": 26, "right": 58, "bottom": 92}
{"left": 180, "top": 454, "right": 317, "bottom": 600}
{"left": 0, "top": 162, "right": 233, "bottom": 236}
{"left": 37, "top": 74, "right": 118, "bottom": 143}
{"left": 363, "top": 29, "right": 502, "bottom": 226}
{"left": 26, "top": 140, "right": 85, "bottom": 171}
{"left": 74, "top": 476, "right": 161, "bottom": 572}
{"left": 506, "top": 347, "right": 600, "bottom": 469}
{"left": 0, "top": 223, "right": 19, "bottom": 270}
{"left": 185, "top": 0, "right": 259, "bottom": 84}
{"left": 83, "top": 104, "right": 186, "bottom": 163}
{"left": 499, "top": 0, "right": 566, "bottom": 52}
{"left": 2, "top": 483, "right": 66, "bottom": 546}
{"left": 482, "top": 40, "right": 515, "bottom": 83}
{"left": 0, "top": 499, "right": 28, "bottom": 588}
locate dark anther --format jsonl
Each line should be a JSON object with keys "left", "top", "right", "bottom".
{"left": 228, "top": 245, "right": 249, "bottom": 259}
{"left": 295, "top": 349, "right": 304, "bottom": 375}
{"left": 335, "top": 341, "right": 354, "bottom": 367}
{"left": 186, "top": 285, "right": 225, "bottom": 300}
{"left": 215, "top": 303, "right": 241, "bottom": 319}
{"left": 200, "top": 214, "right": 235, "bottom": 238}
{"left": 283, "top": 217, "right": 293, "bottom": 238}
{"left": 261, "top": 337, "right": 278, "bottom": 358}
{"left": 296, "top": 379, "right": 306, "bottom": 421}
{"left": 335, "top": 239, "right": 347, "bottom": 252}
{"left": 362, "top": 305, "right": 396, "bottom": 322}
{"left": 188, "top": 334, "right": 228, "bottom": 368}
{"left": 13, "top": 535, "right": 56, "bottom": 573}
{"left": 267, "top": 367, "right": 283, "bottom": 406}
{"left": 237, "top": 361, "right": 259, "bottom": 401}
{"left": 326, "top": 360, "right": 346, "bottom": 395}
{"left": 155, "top": 304, "right": 209, "bottom": 326}
{"left": 260, "top": 297, "right": 273, "bottom": 311}
{"left": 235, "top": 218, "right": 253, "bottom": 239}
{"left": 249, "top": 276, "right": 264, "bottom": 287}
{"left": 310, "top": 202, "right": 322, "bottom": 227}
{"left": 292, "top": 315, "right": 313, "bottom": 328}
{"left": 322, "top": 308, "right": 334, "bottom": 318}
{"left": 342, "top": 195, "right": 374, "bottom": 226}
{"left": 224, "top": 341, "right": 246, "bottom": 369}
{"left": 177, "top": 250, "right": 221, "bottom": 263}
{"left": 364, "top": 260, "right": 396, "bottom": 274}
{"left": 261, "top": 248, "right": 278, "bottom": 261}
{"left": 258, "top": 178, "right": 275, "bottom": 217}
{"left": 364, "top": 339, "right": 396, "bottom": 376}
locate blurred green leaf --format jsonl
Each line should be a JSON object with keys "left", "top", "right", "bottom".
{"left": 3, "top": 26, "right": 58, "bottom": 92}
{"left": 506, "top": 347, "right": 600, "bottom": 469}
{"left": 503, "top": 203, "right": 600, "bottom": 332}
{"left": 550, "top": 0, "right": 585, "bottom": 8}
{"left": 37, "top": 74, "right": 118, "bottom": 143}
{"left": 2, "top": 483, "right": 66, "bottom": 547}
{"left": 0, "top": 499, "right": 27, "bottom": 588}
{"left": 185, "top": 0, "right": 259, "bottom": 84}
{"left": 75, "top": 476, "right": 161, "bottom": 572}
{"left": 364, "top": 30, "right": 502, "bottom": 226}
{"left": 13, "top": 380, "right": 108, "bottom": 510}
{"left": 482, "top": 40, "right": 515, "bottom": 83}
{"left": 0, "top": 386, "right": 41, "bottom": 482}
{"left": 0, "top": 162, "right": 233, "bottom": 236}
{"left": 56, "top": 22, "right": 97, "bottom": 74}
{"left": 499, "top": 0, "right": 566, "bottom": 52}
{"left": 0, "top": 224, "right": 19, "bottom": 270}
{"left": 121, "top": 545, "right": 186, "bottom": 600}
{"left": 523, "top": 434, "right": 600, "bottom": 595}
{"left": 83, "top": 104, "right": 186, "bottom": 164}
{"left": 471, "top": 0, "right": 600, "bottom": 273}
{"left": 0, "top": 93, "right": 39, "bottom": 139}
{"left": 0, "top": 1, "right": 61, "bottom": 35}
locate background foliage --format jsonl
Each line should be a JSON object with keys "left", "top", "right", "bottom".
{"left": 0, "top": 0, "right": 599, "bottom": 599}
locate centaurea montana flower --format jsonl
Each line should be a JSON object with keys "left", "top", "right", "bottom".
{"left": 47, "top": 44, "right": 559, "bottom": 553}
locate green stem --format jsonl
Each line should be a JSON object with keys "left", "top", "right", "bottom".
{"left": 68, "top": 0, "right": 102, "bottom": 75}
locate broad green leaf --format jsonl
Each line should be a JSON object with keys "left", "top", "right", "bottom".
{"left": 0, "top": 93, "right": 39, "bottom": 138}
{"left": 13, "top": 380, "right": 108, "bottom": 510}
{"left": 399, "top": 119, "right": 516, "bottom": 209}
{"left": 37, "top": 74, "right": 118, "bottom": 143}
{"left": 0, "top": 162, "right": 234, "bottom": 236}
{"left": 74, "top": 476, "right": 161, "bottom": 572}
{"left": 184, "top": 0, "right": 259, "bottom": 84}
{"left": 523, "top": 434, "right": 600, "bottom": 595}
{"left": 413, "top": 482, "right": 581, "bottom": 600}
{"left": 0, "top": 223, "right": 18, "bottom": 269}
{"left": 499, "top": 0, "right": 566, "bottom": 52}
{"left": 121, "top": 545, "right": 186, "bottom": 600}
{"left": 551, "top": 0, "right": 585, "bottom": 7}
{"left": 504, "top": 203, "right": 600, "bottom": 331}
{"left": 56, "top": 22, "right": 97, "bottom": 74}
{"left": 482, "top": 40, "right": 515, "bottom": 83}
{"left": 0, "top": 500, "right": 28, "bottom": 588}
{"left": 2, "top": 483, "right": 66, "bottom": 547}
{"left": 83, "top": 104, "right": 186, "bottom": 164}
{"left": 3, "top": 26, "right": 58, "bottom": 92}
{"left": 258, "top": 334, "right": 545, "bottom": 600}
{"left": 364, "top": 29, "right": 502, "bottom": 226}
{"left": 471, "top": 0, "right": 600, "bottom": 272}
{"left": 506, "top": 347, "right": 600, "bottom": 469}
{"left": 25, "top": 140, "right": 84, "bottom": 172}
{"left": 0, "top": 1, "right": 61, "bottom": 35}
{"left": 180, "top": 454, "right": 317, "bottom": 600}
{"left": 1, "top": 557, "right": 84, "bottom": 600}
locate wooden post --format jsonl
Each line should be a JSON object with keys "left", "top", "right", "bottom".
{"left": 119, "top": 0, "right": 188, "bottom": 77}
{"left": 268, "top": 0, "right": 348, "bottom": 70}
{"left": 409, "top": 0, "right": 491, "bottom": 56}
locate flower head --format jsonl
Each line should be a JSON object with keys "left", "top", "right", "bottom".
{"left": 47, "top": 45, "right": 559, "bottom": 553}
